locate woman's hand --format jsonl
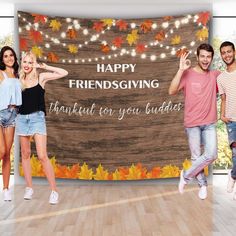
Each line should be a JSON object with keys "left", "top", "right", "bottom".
{"left": 34, "top": 63, "right": 47, "bottom": 69}
{"left": 179, "top": 52, "right": 191, "bottom": 71}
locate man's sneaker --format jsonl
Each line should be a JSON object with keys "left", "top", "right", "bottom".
{"left": 227, "top": 171, "right": 235, "bottom": 193}
{"left": 24, "top": 187, "right": 33, "bottom": 200}
{"left": 178, "top": 170, "right": 187, "bottom": 194}
{"left": 49, "top": 191, "right": 59, "bottom": 205}
{"left": 3, "top": 188, "right": 11, "bottom": 201}
{"left": 198, "top": 185, "right": 207, "bottom": 200}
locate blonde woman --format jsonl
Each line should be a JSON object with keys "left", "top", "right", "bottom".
{"left": 0, "top": 46, "right": 21, "bottom": 201}
{"left": 16, "top": 51, "right": 68, "bottom": 204}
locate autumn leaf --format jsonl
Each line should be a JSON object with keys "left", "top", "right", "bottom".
{"left": 30, "top": 154, "right": 43, "bottom": 176}
{"left": 155, "top": 30, "right": 166, "bottom": 41}
{"left": 197, "top": 12, "right": 210, "bottom": 26}
{"left": 196, "top": 28, "right": 208, "bottom": 41}
{"left": 147, "top": 167, "right": 161, "bottom": 179}
{"left": 176, "top": 47, "right": 189, "bottom": 58}
{"left": 93, "top": 164, "right": 109, "bottom": 180}
{"left": 112, "top": 37, "right": 123, "bottom": 48}
{"left": 29, "top": 30, "right": 43, "bottom": 44}
{"left": 49, "top": 19, "right": 62, "bottom": 31}
{"left": 204, "top": 166, "right": 208, "bottom": 176}
{"left": 67, "top": 29, "right": 78, "bottom": 39}
{"left": 102, "top": 18, "right": 114, "bottom": 27}
{"left": 93, "top": 21, "right": 104, "bottom": 32}
{"left": 31, "top": 46, "right": 43, "bottom": 58}
{"left": 118, "top": 167, "right": 129, "bottom": 180}
{"left": 79, "top": 162, "right": 93, "bottom": 180}
{"left": 32, "top": 14, "right": 47, "bottom": 24}
{"left": 68, "top": 44, "right": 78, "bottom": 54}
{"left": 47, "top": 52, "right": 59, "bottom": 63}
{"left": 116, "top": 20, "right": 128, "bottom": 31}
{"left": 171, "top": 35, "right": 181, "bottom": 45}
{"left": 136, "top": 44, "right": 147, "bottom": 53}
{"left": 112, "top": 169, "right": 121, "bottom": 180}
{"left": 19, "top": 37, "right": 28, "bottom": 51}
{"left": 136, "top": 163, "right": 147, "bottom": 179}
{"left": 126, "top": 164, "right": 142, "bottom": 180}
{"left": 182, "top": 159, "right": 192, "bottom": 170}
{"left": 140, "top": 20, "right": 153, "bottom": 33}
{"left": 160, "top": 165, "right": 180, "bottom": 178}
{"left": 163, "top": 16, "right": 173, "bottom": 21}
{"left": 127, "top": 29, "right": 139, "bottom": 46}
{"left": 101, "top": 44, "right": 110, "bottom": 53}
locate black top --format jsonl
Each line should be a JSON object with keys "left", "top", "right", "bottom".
{"left": 19, "top": 83, "right": 46, "bottom": 115}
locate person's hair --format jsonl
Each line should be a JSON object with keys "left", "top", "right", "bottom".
{"left": 196, "top": 43, "right": 214, "bottom": 58}
{"left": 19, "top": 51, "right": 38, "bottom": 89}
{"left": 0, "top": 46, "right": 19, "bottom": 77}
{"left": 220, "top": 41, "right": 235, "bottom": 52}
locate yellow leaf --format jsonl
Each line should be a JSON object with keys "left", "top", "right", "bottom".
{"left": 196, "top": 28, "right": 208, "bottom": 41}
{"left": 49, "top": 19, "right": 62, "bottom": 31}
{"left": 31, "top": 46, "right": 43, "bottom": 58}
{"left": 93, "top": 164, "right": 109, "bottom": 180}
{"left": 171, "top": 35, "right": 181, "bottom": 45}
{"left": 126, "top": 164, "right": 142, "bottom": 180}
{"left": 160, "top": 165, "right": 180, "bottom": 178}
{"left": 68, "top": 44, "right": 78, "bottom": 54}
{"left": 102, "top": 18, "right": 114, "bottom": 27}
{"left": 204, "top": 166, "right": 208, "bottom": 176}
{"left": 126, "top": 30, "right": 139, "bottom": 46}
{"left": 112, "top": 169, "right": 121, "bottom": 180}
{"left": 182, "top": 159, "right": 192, "bottom": 170}
{"left": 79, "top": 162, "right": 93, "bottom": 180}
{"left": 30, "top": 154, "right": 42, "bottom": 176}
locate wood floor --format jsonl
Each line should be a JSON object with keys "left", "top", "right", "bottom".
{"left": 0, "top": 175, "right": 235, "bottom": 236}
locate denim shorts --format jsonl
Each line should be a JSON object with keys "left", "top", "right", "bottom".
{"left": 0, "top": 107, "right": 18, "bottom": 128}
{"left": 16, "top": 111, "right": 47, "bottom": 136}
{"left": 226, "top": 121, "right": 236, "bottom": 146}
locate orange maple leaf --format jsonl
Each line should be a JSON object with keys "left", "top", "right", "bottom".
{"left": 32, "top": 14, "right": 47, "bottom": 24}
{"left": 176, "top": 48, "right": 189, "bottom": 58}
{"left": 29, "top": 30, "right": 43, "bottom": 44}
{"left": 136, "top": 44, "right": 147, "bottom": 53}
{"left": 163, "top": 16, "right": 173, "bottom": 21}
{"left": 19, "top": 37, "right": 28, "bottom": 51}
{"left": 116, "top": 20, "right": 128, "bottom": 31}
{"left": 112, "top": 37, "right": 123, "bottom": 48}
{"left": 101, "top": 44, "right": 110, "bottom": 53}
{"left": 47, "top": 52, "right": 59, "bottom": 63}
{"left": 93, "top": 21, "right": 104, "bottom": 32}
{"left": 140, "top": 20, "right": 153, "bottom": 33}
{"left": 155, "top": 30, "right": 166, "bottom": 41}
{"left": 67, "top": 29, "right": 78, "bottom": 39}
{"left": 197, "top": 12, "right": 210, "bottom": 26}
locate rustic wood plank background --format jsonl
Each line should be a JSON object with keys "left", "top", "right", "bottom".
{"left": 18, "top": 11, "right": 209, "bottom": 173}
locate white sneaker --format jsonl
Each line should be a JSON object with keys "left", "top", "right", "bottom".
{"left": 198, "top": 185, "right": 207, "bottom": 200}
{"left": 49, "top": 191, "right": 59, "bottom": 205}
{"left": 24, "top": 187, "right": 33, "bottom": 200}
{"left": 227, "top": 171, "right": 235, "bottom": 193}
{"left": 3, "top": 188, "right": 11, "bottom": 201}
{"left": 178, "top": 170, "right": 187, "bottom": 194}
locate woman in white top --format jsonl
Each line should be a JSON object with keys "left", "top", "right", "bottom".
{"left": 0, "top": 46, "right": 22, "bottom": 201}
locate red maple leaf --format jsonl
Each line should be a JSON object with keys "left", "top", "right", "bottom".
{"left": 155, "top": 30, "right": 166, "bottom": 41}
{"left": 163, "top": 16, "right": 173, "bottom": 21}
{"left": 197, "top": 12, "right": 210, "bottom": 26}
{"left": 101, "top": 44, "right": 110, "bottom": 53}
{"left": 112, "top": 37, "right": 123, "bottom": 48}
{"left": 29, "top": 30, "right": 43, "bottom": 44}
{"left": 116, "top": 20, "right": 128, "bottom": 31}
{"left": 66, "top": 29, "right": 78, "bottom": 39}
{"left": 136, "top": 44, "right": 147, "bottom": 53}
{"left": 47, "top": 52, "right": 59, "bottom": 63}
{"left": 176, "top": 48, "right": 189, "bottom": 58}
{"left": 32, "top": 14, "right": 47, "bottom": 24}
{"left": 19, "top": 37, "right": 28, "bottom": 51}
{"left": 93, "top": 21, "right": 104, "bottom": 32}
{"left": 140, "top": 20, "right": 153, "bottom": 33}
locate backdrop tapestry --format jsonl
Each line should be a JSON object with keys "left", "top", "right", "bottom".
{"left": 17, "top": 11, "right": 210, "bottom": 180}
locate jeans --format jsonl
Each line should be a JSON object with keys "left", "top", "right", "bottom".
{"left": 226, "top": 121, "right": 236, "bottom": 180}
{"left": 183, "top": 123, "right": 217, "bottom": 186}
